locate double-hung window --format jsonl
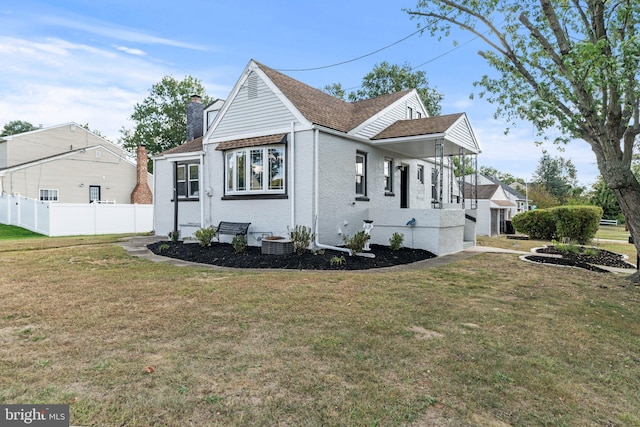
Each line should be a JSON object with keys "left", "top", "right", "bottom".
{"left": 225, "top": 145, "right": 285, "bottom": 194}
{"left": 384, "top": 158, "right": 393, "bottom": 194}
{"left": 417, "top": 165, "right": 425, "bottom": 184}
{"left": 39, "top": 189, "right": 59, "bottom": 202}
{"left": 177, "top": 163, "right": 200, "bottom": 199}
{"left": 355, "top": 152, "right": 367, "bottom": 198}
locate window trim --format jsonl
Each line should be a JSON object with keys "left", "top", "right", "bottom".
{"left": 39, "top": 188, "right": 59, "bottom": 202}
{"left": 224, "top": 144, "right": 286, "bottom": 196}
{"left": 384, "top": 157, "right": 394, "bottom": 196}
{"left": 176, "top": 162, "right": 200, "bottom": 201}
{"left": 355, "top": 151, "right": 368, "bottom": 199}
{"left": 417, "top": 165, "right": 425, "bottom": 184}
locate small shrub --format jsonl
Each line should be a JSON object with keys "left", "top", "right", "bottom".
{"left": 583, "top": 247, "right": 600, "bottom": 257}
{"left": 232, "top": 235, "right": 247, "bottom": 253}
{"left": 343, "top": 231, "right": 370, "bottom": 253}
{"left": 389, "top": 232, "right": 404, "bottom": 250}
{"left": 330, "top": 255, "right": 346, "bottom": 266}
{"left": 289, "top": 225, "right": 316, "bottom": 255}
{"left": 194, "top": 226, "right": 217, "bottom": 247}
{"left": 553, "top": 240, "right": 580, "bottom": 254}
{"left": 168, "top": 230, "right": 180, "bottom": 242}
{"left": 158, "top": 243, "right": 170, "bottom": 253}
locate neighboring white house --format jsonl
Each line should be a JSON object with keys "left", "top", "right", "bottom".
{"left": 153, "top": 60, "right": 482, "bottom": 256}
{"left": 473, "top": 174, "right": 528, "bottom": 217}
{"left": 0, "top": 123, "right": 153, "bottom": 204}
{"left": 464, "top": 183, "right": 516, "bottom": 236}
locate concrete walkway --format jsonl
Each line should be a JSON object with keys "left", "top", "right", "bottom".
{"left": 117, "top": 235, "right": 636, "bottom": 274}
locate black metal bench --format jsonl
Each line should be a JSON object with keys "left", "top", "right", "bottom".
{"left": 216, "top": 221, "right": 251, "bottom": 238}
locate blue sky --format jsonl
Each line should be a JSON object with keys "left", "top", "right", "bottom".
{"left": 0, "top": 0, "right": 599, "bottom": 186}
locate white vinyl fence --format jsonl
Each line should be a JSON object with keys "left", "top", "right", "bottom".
{"left": 0, "top": 194, "right": 153, "bottom": 236}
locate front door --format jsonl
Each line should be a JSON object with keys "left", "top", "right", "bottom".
{"left": 400, "top": 165, "right": 409, "bottom": 208}
{"left": 89, "top": 185, "right": 101, "bottom": 203}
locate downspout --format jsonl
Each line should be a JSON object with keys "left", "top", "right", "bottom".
{"left": 312, "top": 127, "right": 352, "bottom": 255}
{"left": 173, "top": 161, "right": 179, "bottom": 238}
{"left": 290, "top": 121, "right": 295, "bottom": 229}
{"left": 199, "top": 152, "right": 204, "bottom": 228}
{"left": 152, "top": 158, "right": 157, "bottom": 234}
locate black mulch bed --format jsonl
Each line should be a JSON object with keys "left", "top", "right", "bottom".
{"left": 147, "top": 241, "right": 437, "bottom": 270}
{"left": 522, "top": 245, "right": 637, "bottom": 273}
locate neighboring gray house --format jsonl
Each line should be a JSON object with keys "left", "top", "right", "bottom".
{"left": 153, "top": 60, "right": 482, "bottom": 256}
{"left": 0, "top": 123, "right": 152, "bottom": 204}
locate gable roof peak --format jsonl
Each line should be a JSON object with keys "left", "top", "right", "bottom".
{"left": 252, "top": 61, "right": 419, "bottom": 133}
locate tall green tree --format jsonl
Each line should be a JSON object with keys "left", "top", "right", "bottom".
{"left": 408, "top": 1, "right": 640, "bottom": 281}
{"left": 1, "top": 120, "right": 37, "bottom": 137}
{"left": 533, "top": 151, "right": 579, "bottom": 203}
{"left": 323, "top": 61, "right": 444, "bottom": 116}
{"left": 120, "top": 76, "right": 213, "bottom": 157}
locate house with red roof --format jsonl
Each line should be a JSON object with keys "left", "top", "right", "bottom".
{"left": 153, "top": 60, "right": 481, "bottom": 256}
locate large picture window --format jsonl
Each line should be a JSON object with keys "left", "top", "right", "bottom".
{"left": 177, "top": 163, "right": 199, "bottom": 199}
{"left": 225, "top": 145, "right": 285, "bottom": 194}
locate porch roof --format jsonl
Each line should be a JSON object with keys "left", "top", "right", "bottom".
{"left": 370, "top": 113, "right": 480, "bottom": 157}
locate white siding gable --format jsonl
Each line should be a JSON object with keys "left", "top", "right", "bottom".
{"left": 351, "top": 91, "right": 425, "bottom": 140}
{"left": 446, "top": 115, "right": 480, "bottom": 153}
{"left": 208, "top": 67, "right": 302, "bottom": 142}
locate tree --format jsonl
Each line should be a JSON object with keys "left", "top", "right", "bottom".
{"left": 323, "top": 61, "right": 444, "bottom": 116}
{"left": 532, "top": 151, "right": 580, "bottom": 203}
{"left": 120, "top": 76, "right": 213, "bottom": 157}
{"left": 1, "top": 120, "right": 37, "bottom": 137}
{"left": 527, "top": 183, "right": 560, "bottom": 209}
{"left": 590, "top": 176, "right": 623, "bottom": 221}
{"left": 408, "top": 1, "right": 640, "bottom": 281}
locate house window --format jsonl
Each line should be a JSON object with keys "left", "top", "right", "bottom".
{"left": 39, "top": 189, "right": 59, "bottom": 202}
{"left": 384, "top": 158, "right": 393, "bottom": 194}
{"left": 89, "top": 185, "right": 101, "bottom": 203}
{"left": 355, "top": 152, "right": 367, "bottom": 198}
{"left": 407, "top": 106, "right": 413, "bottom": 119}
{"left": 416, "top": 111, "right": 422, "bottom": 119}
{"left": 225, "top": 145, "right": 284, "bottom": 194}
{"left": 177, "top": 163, "right": 200, "bottom": 199}
{"left": 431, "top": 168, "right": 439, "bottom": 201}
{"left": 417, "top": 165, "right": 424, "bottom": 184}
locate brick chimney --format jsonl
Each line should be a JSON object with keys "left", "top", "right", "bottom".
{"left": 130, "top": 144, "right": 153, "bottom": 204}
{"left": 186, "top": 94, "right": 204, "bottom": 142}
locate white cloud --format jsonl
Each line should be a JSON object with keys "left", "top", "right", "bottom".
{"left": 113, "top": 45, "right": 146, "bottom": 56}
{"left": 41, "top": 15, "right": 210, "bottom": 51}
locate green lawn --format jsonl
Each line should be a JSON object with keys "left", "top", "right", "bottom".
{"left": 0, "top": 224, "right": 46, "bottom": 240}
{"left": 595, "top": 224, "right": 633, "bottom": 241}
{"left": 1, "top": 235, "right": 639, "bottom": 426}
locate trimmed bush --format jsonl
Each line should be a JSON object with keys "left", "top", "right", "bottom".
{"left": 552, "top": 205, "right": 602, "bottom": 244}
{"left": 512, "top": 209, "right": 556, "bottom": 240}
{"left": 512, "top": 205, "right": 602, "bottom": 244}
